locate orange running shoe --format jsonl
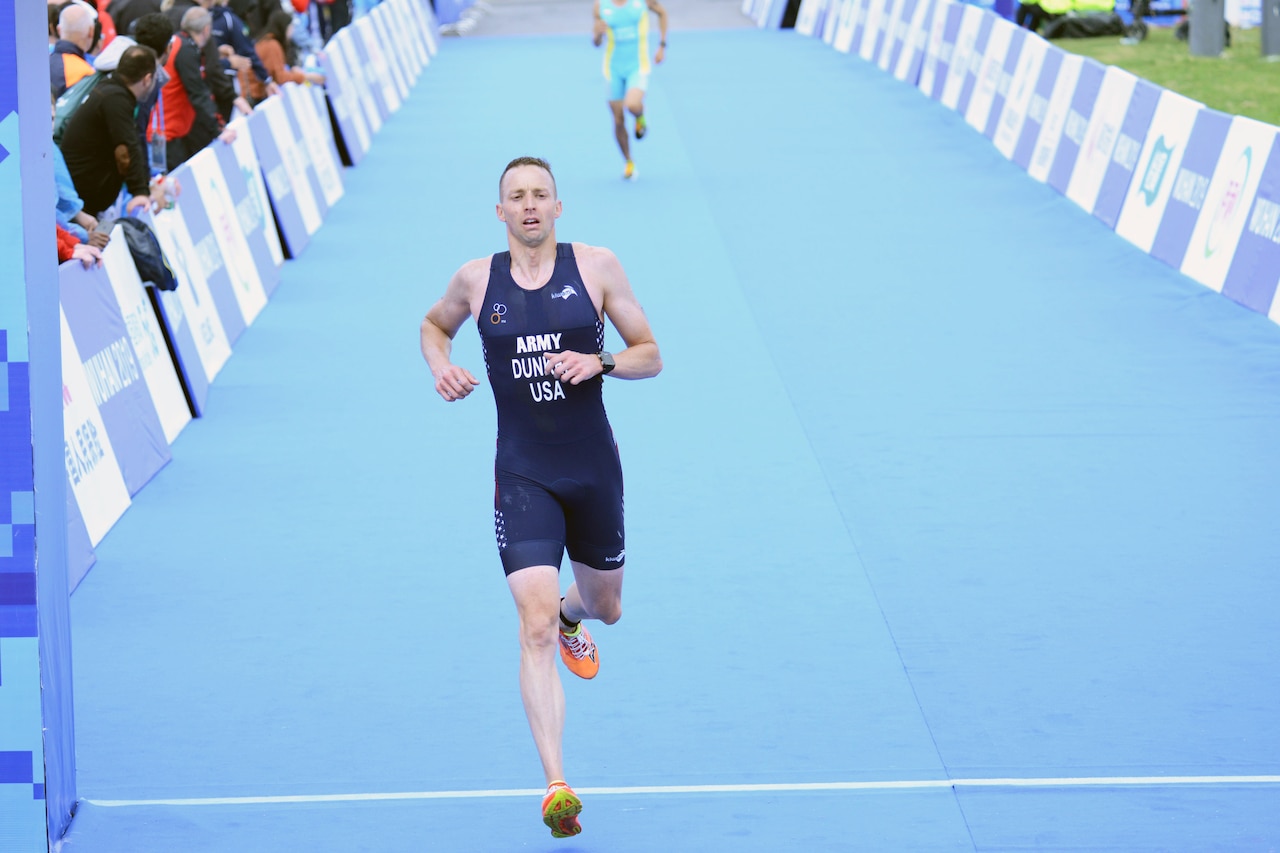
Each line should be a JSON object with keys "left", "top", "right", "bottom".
{"left": 623, "top": 160, "right": 636, "bottom": 181}
{"left": 542, "top": 781, "right": 583, "bottom": 838}
{"left": 558, "top": 622, "right": 599, "bottom": 679}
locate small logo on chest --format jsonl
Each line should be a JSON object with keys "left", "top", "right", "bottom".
{"left": 551, "top": 285, "right": 579, "bottom": 300}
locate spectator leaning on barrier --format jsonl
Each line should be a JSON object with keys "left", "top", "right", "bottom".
{"left": 51, "top": 92, "right": 109, "bottom": 248}
{"left": 151, "top": 8, "right": 225, "bottom": 169}
{"left": 164, "top": 0, "right": 246, "bottom": 123}
{"left": 57, "top": 223, "right": 104, "bottom": 268}
{"left": 123, "top": 13, "right": 177, "bottom": 147}
{"left": 51, "top": 3, "right": 98, "bottom": 97}
{"left": 246, "top": 10, "right": 322, "bottom": 102}
{"left": 211, "top": 1, "right": 279, "bottom": 98}
{"left": 60, "top": 44, "right": 160, "bottom": 218}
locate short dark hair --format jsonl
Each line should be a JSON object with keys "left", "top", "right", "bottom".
{"left": 499, "top": 156, "right": 556, "bottom": 197}
{"left": 114, "top": 44, "right": 158, "bottom": 85}
{"left": 132, "top": 13, "right": 175, "bottom": 56}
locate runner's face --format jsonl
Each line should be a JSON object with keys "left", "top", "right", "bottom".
{"left": 497, "top": 166, "right": 561, "bottom": 246}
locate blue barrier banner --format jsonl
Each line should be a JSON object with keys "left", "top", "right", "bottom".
{"left": 966, "top": 16, "right": 1015, "bottom": 134}
{"left": 858, "top": 0, "right": 892, "bottom": 61}
{"left": 923, "top": 1, "right": 962, "bottom": 101}
{"left": 214, "top": 128, "right": 284, "bottom": 295}
{"left": 369, "top": 7, "right": 413, "bottom": 96}
{"left": 99, "top": 229, "right": 192, "bottom": 443}
{"left": 391, "top": 0, "right": 433, "bottom": 63}
{"left": 993, "top": 30, "right": 1047, "bottom": 157}
{"left": 186, "top": 148, "right": 270, "bottom": 326}
{"left": 167, "top": 162, "right": 248, "bottom": 345}
{"left": 281, "top": 84, "right": 344, "bottom": 210}
{"left": 60, "top": 307, "right": 131, "bottom": 546}
{"left": 332, "top": 29, "right": 386, "bottom": 134}
{"left": 149, "top": 206, "right": 233, "bottom": 414}
{"left": 254, "top": 98, "right": 324, "bottom": 244}
{"left": 59, "top": 261, "right": 171, "bottom": 498}
{"left": 851, "top": 0, "right": 877, "bottom": 55}
{"left": 833, "top": 0, "right": 860, "bottom": 52}
{"left": 1090, "top": 78, "right": 1161, "bottom": 230}
{"left": 881, "top": 0, "right": 919, "bottom": 72}
{"left": 894, "top": 0, "right": 937, "bottom": 83}
{"left": 1180, "top": 118, "right": 1279, "bottom": 292}
{"left": 412, "top": 0, "right": 442, "bottom": 56}
{"left": 1027, "top": 53, "right": 1085, "bottom": 183}
{"left": 380, "top": 2, "right": 425, "bottom": 79}
{"left": 940, "top": 4, "right": 986, "bottom": 111}
{"left": 1010, "top": 43, "right": 1063, "bottom": 170}
{"left": 873, "top": 0, "right": 909, "bottom": 67}
{"left": 1064, "top": 66, "right": 1139, "bottom": 214}
{"left": 955, "top": 8, "right": 994, "bottom": 115}
{"left": 982, "top": 24, "right": 1025, "bottom": 139}
{"left": 1045, "top": 57, "right": 1105, "bottom": 194}
{"left": 1221, "top": 137, "right": 1280, "bottom": 316}
{"left": 310, "top": 81, "right": 346, "bottom": 174}
{"left": 1114, "top": 90, "right": 1203, "bottom": 251}
{"left": 1148, "top": 108, "right": 1232, "bottom": 270}
{"left": 245, "top": 107, "right": 312, "bottom": 258}
{"left": 823, "top": 0, "right": 845, "bottom": 43}
{"left": 268, "top": 94, "right": 331, "bottom": 225}
{"left": 796, "top": 0, "right": 829, "bottom": 35}
{"left": 355, "top": 17, "right": 403, "bottom": 113}
{"left": 318, "top": 47, "right": 371, "bottom": 165}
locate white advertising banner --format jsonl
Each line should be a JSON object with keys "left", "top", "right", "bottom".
{"left": 992, "top": 31, "right": 1049, "bottom": 159}
{"left": 964, "top": 15, "right": 1015, "bottom": 132}
{"left": 1113, "top": 90, "right": 1204, "bottom": 252}
{"left": 99, "top": 233, "right": 191, "bottom": 444}
{"left": 186, "top": 148, "right": 268, "bottom": 325}
{"left": 258, "top": 96, "right": 324, "bottom": 236}
{"left": 939, "top": 3, "right": 984, "bottom": 111}
{"left": 1027, "top": 52, "right": 1083, "bottom": 183}
{"left": 283, "top": 84, "right": 345, "bottom": 208}
{"left": 1064, "top": 66, "right": 1139, "bottom": 214}
{"left": 151, "top": 206, "right": 233, "bottom": 382}
{"left": 1180, "top": 117, "right": 1279, "bottom": 292}
{"left": 227, "top": 116, "right": 285, "bottom": 268}
{"left": 61, "top": 308, "right": 131, "bottom": 546}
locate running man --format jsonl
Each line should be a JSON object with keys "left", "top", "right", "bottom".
{"left": 419, "top": 157, "right": 662, "bottom": 838}
{"left": 593, "top": 0, "right": 668, "bottom": 180}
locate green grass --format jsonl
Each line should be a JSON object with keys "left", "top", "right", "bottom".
{"left": 1051, "top": 25, "right": 1280, "bottom": 126}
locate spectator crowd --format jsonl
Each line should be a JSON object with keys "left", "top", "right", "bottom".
{"left": 49, "top": 0, "right": 332, "bottom": 267}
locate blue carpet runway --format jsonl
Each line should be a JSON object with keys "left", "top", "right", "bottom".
{"left": 62, "top": 29, "right": 1280, "bottom": 851}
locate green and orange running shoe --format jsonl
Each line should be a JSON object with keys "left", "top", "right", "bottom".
{"left": 542, "top": 781, "right": 583, "bottom": 838}
{"left": 635, "top": 114, "right": 647, "bottom": 139}
{"left": 558, "top": 621, "right": 599, "bottom": 679}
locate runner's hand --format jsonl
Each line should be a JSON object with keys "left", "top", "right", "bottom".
{"left": 545, "top": 351, "right": 600, "bottom": 386}
{"left": 435, "top": 365, "right": 479, "bottom": 402}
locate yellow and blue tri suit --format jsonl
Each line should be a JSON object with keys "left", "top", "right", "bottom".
{"left": 599, "top": 0, "right": 652, "bottom": 102}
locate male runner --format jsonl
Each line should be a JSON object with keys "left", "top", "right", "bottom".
{"left": 592, "top": 0, "right": 668, "bottom": 180}
{"left": 419, "top": 157, "right": 662, "bottom": 838}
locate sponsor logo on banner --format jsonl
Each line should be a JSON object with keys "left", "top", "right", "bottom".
{"left": 60, "top": 309, "right": 131, "bottom": 545}
{"left": 1146, "top": 109, "right": 1232, "bottom": 269}
{"left": 1180, "top": 117, "right": 1278, "bottom": 291}
{"left": 1114, "top": 90, "right": 1203, "bottom": 252}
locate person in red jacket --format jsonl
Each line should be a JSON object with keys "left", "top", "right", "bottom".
{"left": 245, "top": 10, "right": 323, "bottom": 102}
{"left": 149, "top": 7, "right": 225, "bottom": 169}
{"left": 57, "top": 223, "right": 103, "bottom": 267}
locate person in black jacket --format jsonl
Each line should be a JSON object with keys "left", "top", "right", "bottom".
{"left": 60, "top": 45, "right": 162, "bottom": 218}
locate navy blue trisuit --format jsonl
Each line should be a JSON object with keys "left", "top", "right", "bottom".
{"left": 479, "top": 243, "right": 626, "bottom": 576}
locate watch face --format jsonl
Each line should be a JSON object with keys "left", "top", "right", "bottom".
{"left": 600, "top": 352, "right": 616, "bottom": 372}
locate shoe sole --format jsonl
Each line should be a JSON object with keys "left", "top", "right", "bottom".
{"left": 543, "top": 790, "right": 583, "bottom": 838}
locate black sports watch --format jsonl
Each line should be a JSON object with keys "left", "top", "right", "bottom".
{"left": 598, "top": 351, "right": 616, "bottom": 374}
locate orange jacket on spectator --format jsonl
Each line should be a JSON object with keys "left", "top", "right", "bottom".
{"left": 247, "top": 35, "right": 307, "bottom": 101}
{"left": 57, "top": 224, "right": 81, "bottom": 263}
